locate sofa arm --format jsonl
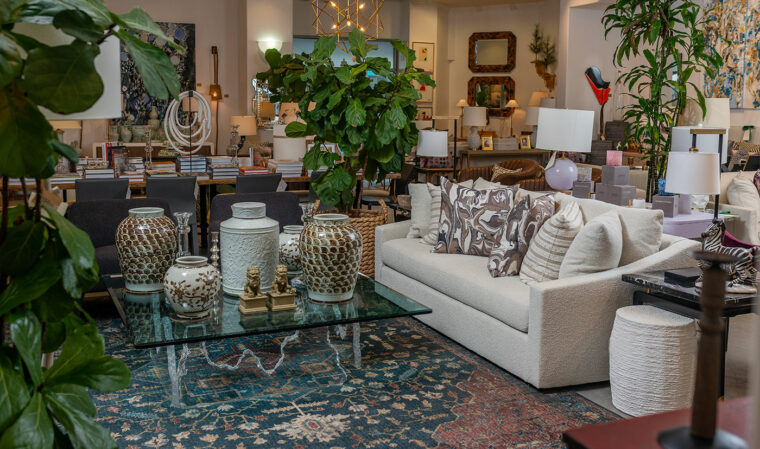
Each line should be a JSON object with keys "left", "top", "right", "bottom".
{"left": 525, "top": 236, "right": 700, "bottom": 388}
{"left": 711, "top": 202, "right": 759, "bottom": 245}
{"left": 375, "top": 221, "right": 412, "bottom": 282}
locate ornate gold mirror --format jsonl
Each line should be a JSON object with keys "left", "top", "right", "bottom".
{"left": 467, "top": 76, "right": 516, "bottom": 117}
{"left": 468, "top": 32, "right": 516, "bottom": 73}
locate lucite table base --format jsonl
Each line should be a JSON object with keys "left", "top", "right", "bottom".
{"left": 160, "top": 323, "right": 361, "bottom": 408}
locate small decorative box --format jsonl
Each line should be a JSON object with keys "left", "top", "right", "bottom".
{"left": 577, "top": 166, "right": 593, "bottom": 182}
{"left": 606, "top": 150, "right": 624, "bottom": 166}
{"left": 596, "top": 183, "right": 636, "bottom": 206}
{"left": 572, "top": 180, "right": 595, "bottom": 198}
{"left": 652, "top": 195, "right": 679, "bottom": 217}
{"left": 601, "top": 165, "right": 630, "bottom": 186}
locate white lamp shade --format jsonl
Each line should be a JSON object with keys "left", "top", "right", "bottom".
{"left": 231, "top": 115, "right": 257, "bottom": 136}
{"left": 456, "top": 99, "right": 468, "bottom": 108}
{"left": 14, "top": 23, "right": 121, "bottom": 120}
{"left": 536, "top": 108, "right": 594, "bottom": 153}
{"left": 665, "top": 152, "right": 720, "bottom": 195}
{"left": 49, "top": 120, "right": 81, "bottom": 130}
{"left": 506, "top": 99, "right": 519, "bottom": 109}
{"left": 273, "top": 136, "right": 306, "bottom": 160}
{"left": 463, "top": 106, "right": 487, "bottom": 127}
{"left": 525, "top": 107, "right": 540, "bottom": 126}
{"left": 528, "top": 91, "right": 551, "bottom": 107}
{"left": 539, "top": 97, "right": 556, "bottom": 108}
{"left": 273, "top": 124, "right": 287, "bottom": 137}
{"left": 416, "top": 130, "right": 449, "bottom": 157}
{"left": 671, "top": 126, "right": 728, "bottom": 164}
{"left": 703, "top": 98, "right": 731, "bottom": 128}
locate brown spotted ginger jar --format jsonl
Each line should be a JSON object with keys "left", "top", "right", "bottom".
{"left": 299, "top": 213, "right": 362, "bottom": 302}
{"left": 116, "top": 207, "right": 177, "bottom": 293}
{"left": 163, "top": 256, "right": 221, "bottom": 319}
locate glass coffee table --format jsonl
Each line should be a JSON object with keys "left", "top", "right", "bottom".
{"left": 102, "top": 274, "right": 431, "bottom": 407}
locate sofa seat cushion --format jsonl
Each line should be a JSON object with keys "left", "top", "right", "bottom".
{"left": 382, "top": 238, "right": 530, "bottom": 332}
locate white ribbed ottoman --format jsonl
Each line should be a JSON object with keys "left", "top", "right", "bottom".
{"left": 609, "top": 305, "right": 697, "bottom": 416}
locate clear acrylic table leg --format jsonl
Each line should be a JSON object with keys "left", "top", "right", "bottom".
{"left": 167, "top": 344, "right": 190, "bottom": 408}
{"left": 352, "top": 322, "right": 361, "bottom": 368}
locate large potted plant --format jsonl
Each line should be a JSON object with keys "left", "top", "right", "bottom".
{"left": 257, "top": 29, "right": 433, "bottom": 293}
{"left": 0, "top": 2, "right": 180, "bottom": 447}
{"left": 603, "top": 0, "right": 722, "bottom": 199}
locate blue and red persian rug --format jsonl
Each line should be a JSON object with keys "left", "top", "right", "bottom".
{"left": 94, "top": 317, "right": 617, "bottom": 448}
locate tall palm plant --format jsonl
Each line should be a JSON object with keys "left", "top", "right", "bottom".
{"left": 603, "top": 0, "right": 722, "bottom": 199}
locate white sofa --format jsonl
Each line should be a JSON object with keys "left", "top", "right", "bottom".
{"left": 715, "top": 171, "right": 760, "bottom": 245}
{"left": 375, "top": 192, "right": 700, "bottom": 389}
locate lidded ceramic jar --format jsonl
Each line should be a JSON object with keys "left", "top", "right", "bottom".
{"left": 299, "top": 213, "right": 362, "bottom": 303}
{"left": 163, "top": 256, "right": 221, "bottom": 319}
{"left": 116, "top": 207, "right": 177, "bottom": 293}
{"left": 279, "top": 225, "right": 304, "bottom": 275}
{"left": 220, "top": 202, "right": 279, "bottom": 295}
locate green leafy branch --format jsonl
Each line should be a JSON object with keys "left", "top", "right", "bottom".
{"left": 257, "top": 28, "right": 434, "bottom": 213}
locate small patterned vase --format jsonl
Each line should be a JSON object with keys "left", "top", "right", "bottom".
{"left": 279, "top": 225, "right": 304, "bottom": 275}
{"left": 163, "top": 256, "right": 221, "bottom": 319}
{"left": 116, "top": 207, "right": 177, "bottom": 293}
{"left": 300, "top": 214, "right": 362, "bottom": 303}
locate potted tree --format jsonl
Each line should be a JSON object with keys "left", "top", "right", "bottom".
{"left": 0, "top": 2, "right": 180, "bottom": 447}
{"left": 257, "top": 29, "right": 433, "bottom": 296}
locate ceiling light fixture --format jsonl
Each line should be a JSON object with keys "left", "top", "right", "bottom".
{"left": 311, "top": 0, "right": 385, "bottom": 52}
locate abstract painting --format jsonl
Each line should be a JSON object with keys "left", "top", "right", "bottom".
{"left": 120, "top": 22, "right": 195, "bottom": 124}
{"left": 703, "top": 0, "right": 760, "bottom": 109}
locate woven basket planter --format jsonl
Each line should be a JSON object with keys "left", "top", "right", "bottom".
{"left": 314, "top": 200, "right": 388, "bottom": 278}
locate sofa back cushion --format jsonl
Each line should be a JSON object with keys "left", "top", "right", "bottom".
{"left": 726, "top": 175, "right": 760, "bottom": 213}
{"left": 520, "top": 201, "right": 583, "bottom": 283}
{"left": 559, "top": 210, "right": 623, "bottom": 278}
{"left": 555, "top": 193, "right": 663, "bottom": 266}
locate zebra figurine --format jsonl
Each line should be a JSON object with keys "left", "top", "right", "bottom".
{"left": 698, "top": 221, "right": 758, "bottom": 291}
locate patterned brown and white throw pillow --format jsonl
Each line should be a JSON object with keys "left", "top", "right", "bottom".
{"left": 422, "top": 179, "right": 474, "bottom": 245}
{"left": 488, "top": 195, "right": 555, "bottom": 277}
{"left": 491, "top": 165, "right": 523, "bottom": 182}
{"left": 519, "top": 201, "right": 583, "bottom": 283}
{"left": 433, "top": 178, "right": 518, "bottom": 256}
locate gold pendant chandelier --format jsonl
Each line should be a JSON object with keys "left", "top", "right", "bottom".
{"left": 311, "top": 0, "right": 385, "bottom": 52}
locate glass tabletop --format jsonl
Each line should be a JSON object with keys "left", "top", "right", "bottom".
{"left": 621, "top": 271, "right": 756, "bottom": 307}
{"left": 102, "top": 274, "right": 431, "bottom": 349}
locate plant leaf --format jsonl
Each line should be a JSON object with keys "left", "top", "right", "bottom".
{"left": 56, "top": 0, "right": 111, "bottom": 27}
{"left": 0, "top": 83, "right": 54, "bottom": 178}
{"left": 44, "top": 323, "right": 103, "bottom": 383}
{"left": 0, "top": 256, "right": 61, "bottom": 316}
{"left": 0, "top": 392, "right": 53, "bottom": 449}
{"left": 46, "top": 356, "right": 130, "bottom": 392}
{"left": 0, "top": 354, "right": 30, "bottom": 433}
{"left": 43, "top": 384, "right": 96, "bottom": 417}
{"left": 115, "top": 7, "right": 184, "bottom": 52}
{"left": 0, "top": 221, "right": 45, "bottom": 276}
{"left": 52, "top": 9, "right": 102, "bottom": 43}
{"left": 345, "top": 98, "right": 366, "bottom": 127}
{"left": 23, "top": 41, "right": 103, "bottom": 114}
{"left": 45, "top": 392, "right": 116, "bottom": 449}
{"left": 43, "top": 205, "right": 95, "bottom": 272}
{"left": 9, "top": 310, "right": 43, "bottom": 387}
{"left": 116, "top": 29, "right": 180, "bottom": 100}
{"left": 50, "top": 140, "right": 79, "bottom": 164}
{"left": 0, "top": 33, "right": 23, "bottom": 88}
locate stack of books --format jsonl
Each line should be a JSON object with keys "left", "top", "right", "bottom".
{"left": 239, "top": 166, "right": 269, "bottom": 175}
{"left": 208, "top": 165, "right": 238, "bottom": 179}
{"left": 120, "top": 171, "right": 145, "bottom": 183}
{"left": 177, "top": 155, "right": 207, "bottom": 174}
{"left": 50, "top": 173, "right": 81, "bottom": 186}
{"left": 84, "top": 168, "right": 115, "bottom": 179}
{"left": 269, "top": 160, "right": 303, "bottom": 178}
{"left": 146, "top": 161, "right": 178, "bottom": 177}
{"left": 7, "top": 178, "right": 24, "bottom": 186}
{"left": 126, "top": 157, "right": 145, "bottom": 173}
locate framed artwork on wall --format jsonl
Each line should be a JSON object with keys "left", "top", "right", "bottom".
{"left": 416, "top": 106, "right": 433, "bottom": 120}
{"left": 412, "top": 42, "right": 435, "bottom": 73}
{"left": 413, "top": 79, "right": 434, "bottom": 103}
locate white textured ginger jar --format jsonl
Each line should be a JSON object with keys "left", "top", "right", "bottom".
{"left": 220, "top": 202, "right": 279, "bottom": 295}
{"left": 163, "top": 256, "right": 221, "bottom": 319}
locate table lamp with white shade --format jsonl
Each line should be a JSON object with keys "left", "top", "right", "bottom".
{"left": 671, "top": 126, "right": 728, "bottom": 164}
{"left": 536, "top": 108, "right": 594, "bottom": 190}
{"left": 231, "top": 115, "right": 257, "bottom": 156}
{"left": 463, "top": 106, "right": 487, "bottom": 150}
{"left": 506, "top": 99, "right": 519, "bottom": 136}
{"left": 416, "top": 129, "right": 449, "bottom": 158}
{"left": 273, "top": 124, "right": 307, "bottom": 160}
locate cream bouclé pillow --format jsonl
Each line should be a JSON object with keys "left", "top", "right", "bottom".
{"left": 422, "top": 179, "right": 474, "bottom": 245}
{"left": 407, "top": 183, "right": 432, "bottom": 238}
{"left": 558, "top": 210, "right": 623, "bottom": 279}
{"left": 727, "top": 176, "right": 760, "bottom": 212}
{"left": 520, "top": 201, "right": 583, "bottom": 283}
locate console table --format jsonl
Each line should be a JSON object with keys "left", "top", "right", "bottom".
{"left": 462, "top": 149, "right": 551, "bottom": 169}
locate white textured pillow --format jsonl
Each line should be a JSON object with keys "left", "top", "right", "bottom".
{"left": 407, "top": 183, "right": 432, "bottom": 238}
{"left": 422, "top": 179, "right": 474, "bottom": 245}
{"left": 726, "top": 176, "right": 760, "bottom": 212}
{"left": 520, "top": 201, "right": 583, "bottom": 283}
{"left": 558, "top": 210, "right": 623, "bottom": 278}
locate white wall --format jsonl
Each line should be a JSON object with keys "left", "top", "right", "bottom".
{"left": 445, "top": 1, "right": 560, "bottom": 138}
{"left": 77, "top": 0, "right": 247, "bottom": 156}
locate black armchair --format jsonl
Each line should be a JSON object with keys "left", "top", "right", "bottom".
{"left": 208, "top": 192, "right": 302, "bottom": 243}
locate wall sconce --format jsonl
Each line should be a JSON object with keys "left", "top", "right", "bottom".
{"left": 258, "top": 38, "right": 283, "bottom": 54}
{"left": 209, "top": 46, "right": 222, "bottom": 101}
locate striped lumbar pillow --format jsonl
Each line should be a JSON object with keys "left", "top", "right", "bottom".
{"left": 519, "top": 201, "right": 583, "bottom": 283}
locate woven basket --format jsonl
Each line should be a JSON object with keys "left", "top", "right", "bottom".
{"left": 313, "top": 200, "right": 388, "bottom": 278}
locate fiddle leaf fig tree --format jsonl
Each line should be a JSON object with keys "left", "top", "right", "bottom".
{"left": 603, "top": 0, "right": 722, "bottom": 199}
{"left": 0, "top": 1, "right": 181, "bottom": 448}
{"left": 257, "top": 29, "right": 434, "bottom": 213}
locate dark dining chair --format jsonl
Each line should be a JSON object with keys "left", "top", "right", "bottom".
{"left": 208, "top": 192, "right": 302, "bottom": 243}
{"left": 235, "top": 173, "right": 282, "bottom": 194}
{"left": 146, "top": 176, "right": 198, "bottom": 255}
{"left": 74, "top": 178, "right": 129, "bottom": 201}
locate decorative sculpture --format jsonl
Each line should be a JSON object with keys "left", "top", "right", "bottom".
{"left": 585, "top": 67, "right": 611, "bottom": 140}
{"left": 267, "top": 264, "right": 296, "bottom": 311}
{"left": 238, "top": 266, "right": 268, "bottom": 314}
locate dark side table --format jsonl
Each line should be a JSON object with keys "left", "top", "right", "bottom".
{"left": 622, "top": 270, "right": 755, "bottom": 398}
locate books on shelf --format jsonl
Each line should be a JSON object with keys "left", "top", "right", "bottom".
{"left": 146, "top": 170, "right": 179, "bottom": 178}
{"left": 268, "top": 160, "right": 303, "bottom": 177}
{"left": 126, "top": 157, "right": 145, "bottom": 173}
{"left": 208, "top": 166, "right": 238, "bottom": 179}
{"left": 50, "top": 174, "right": 81, "bottom": 185}
{"left": 120, "top": 171, "right": 145, "bottom": 183}
{"left": 177, "top": 155, "right": 207, "bottom": 174}
{"left": 238, "top": 166, "right": 270, "bottom": 175}
{"left": 84, "top": 168, "right": 115, "bottom": 179}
